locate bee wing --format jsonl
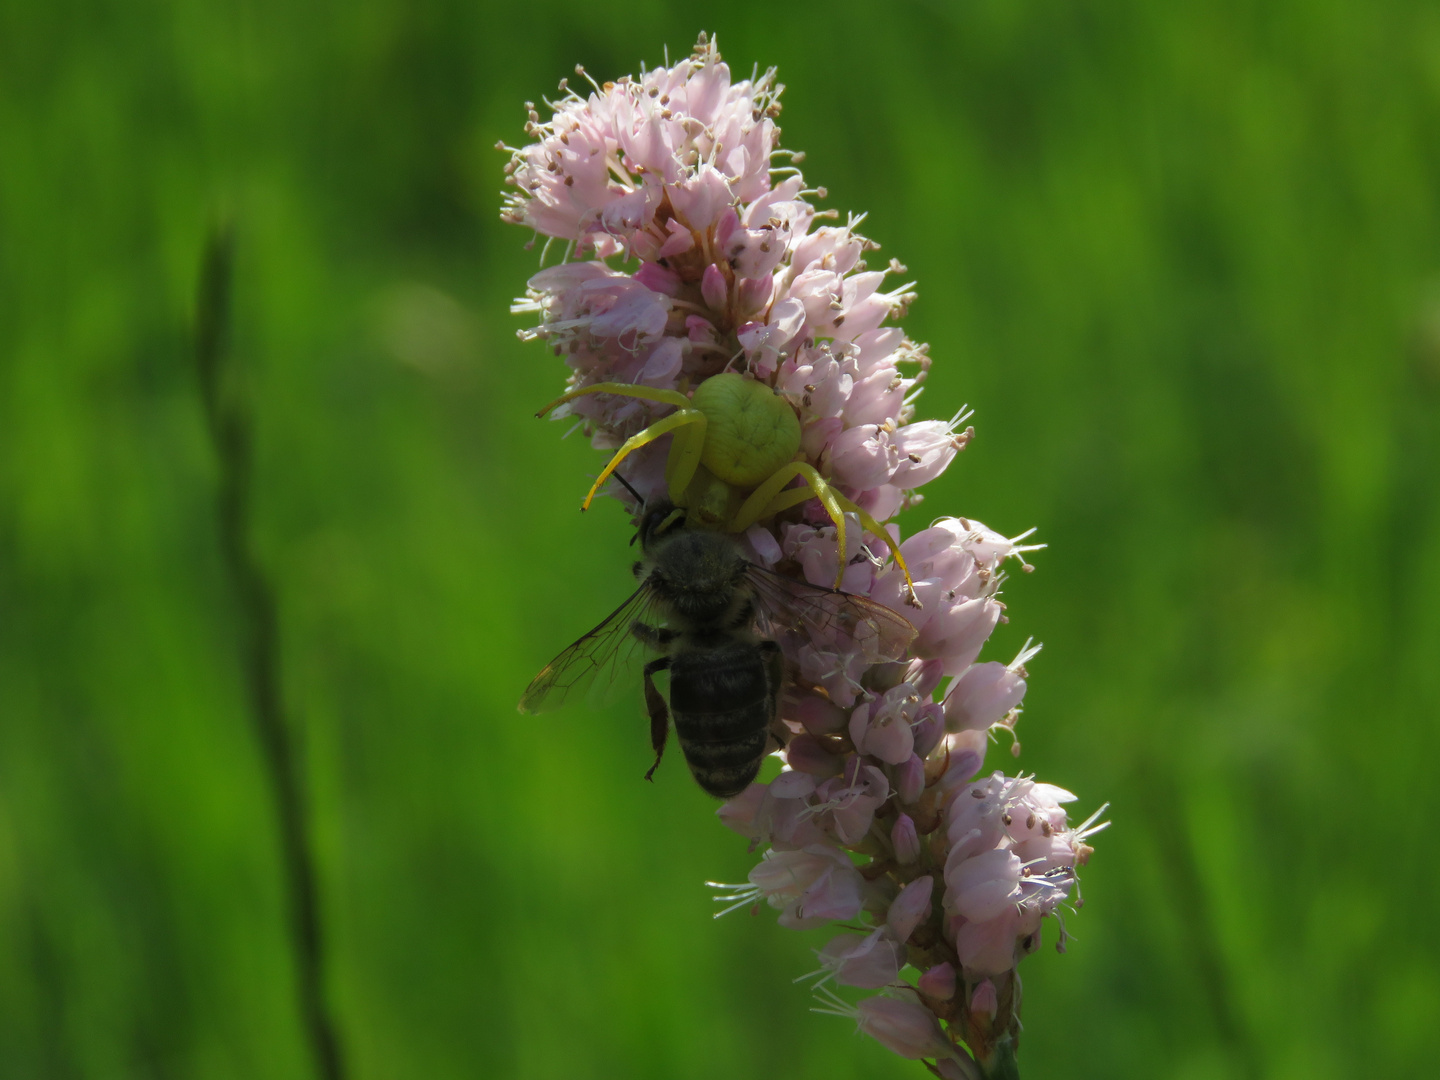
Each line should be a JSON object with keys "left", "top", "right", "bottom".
{"left": 517, "top": 584, "right": 660, "bottom": 714}
{"left": 746, "top": 564, "right": 918, "bottom": 663}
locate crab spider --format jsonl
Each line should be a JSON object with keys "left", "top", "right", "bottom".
{"left": 537, "top": 373, "right": 917, "bottom": 602}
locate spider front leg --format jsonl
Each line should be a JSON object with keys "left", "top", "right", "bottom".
{"left": 730, "top": 462, "right": 918, "bottom": 605}
{"left": 537, "top": 382, "right": 708, "bottom": 506}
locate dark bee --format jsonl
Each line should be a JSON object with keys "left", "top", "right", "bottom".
{"left": 518, "top": 501, "right": 917, "bottom": 798}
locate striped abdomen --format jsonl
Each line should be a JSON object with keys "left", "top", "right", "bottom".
{"left": 669, "top": 639, "right": 779, "bottom": 799}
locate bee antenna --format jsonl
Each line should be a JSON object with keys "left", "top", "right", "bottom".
{"left": 614, "top": 472, "right": 646, "bottom": 509}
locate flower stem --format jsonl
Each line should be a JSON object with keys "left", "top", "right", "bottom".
{"left": 194, "top": 219, "right": 348, "bottom": 1080}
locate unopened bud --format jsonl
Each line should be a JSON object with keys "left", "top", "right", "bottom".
{"left": 918, "top": 962, "right": 956, "bottom": 1001}
{"left": 891, "top": 813, "right": 921, "bottom": 864}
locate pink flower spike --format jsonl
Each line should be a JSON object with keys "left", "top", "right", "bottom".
{"left": 886, "top": 874, "right": 934, "bottom": 942}
{"left": 506, "top": 38, "right": 1106, "bottom": 1063}
{"left": 918, "top": 962, "right": 957, "bottom": 1001}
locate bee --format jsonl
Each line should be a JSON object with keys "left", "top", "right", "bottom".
{"left": 518, "top": 499, "right": 918, "bottom": 798}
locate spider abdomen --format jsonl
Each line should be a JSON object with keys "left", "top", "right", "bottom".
{"left": 691, "top": 373, "right": 800, "bottom": 487}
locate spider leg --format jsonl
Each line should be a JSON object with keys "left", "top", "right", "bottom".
{"left": 729, "top": 462, "right": 848, "bottom": 585}
{"left": 830, "top": 489, "right": 919, "bottom": 606}
{"left": 663, "top": 410, "right": 708, "bottom": 502}
{"left": 730, "top": 463, "right": 917, "bottom": 603}
{"left": 536, "top": 382, "right": 691, "bottom": 417}
{"left": 731, "top": 463, "right": 841, "bottom": 538}
{"left": 580, "top": 410, "right": 706, "bottom": 510}
{"left": 537, "top": 382, "right": 708, "bottom": 506}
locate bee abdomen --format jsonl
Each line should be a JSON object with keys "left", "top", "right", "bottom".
{"left": 674, "top": 707, "right": 770, "bottom": 798}
{"left": 669, "top": 644, "right": 775, "bottom": 799}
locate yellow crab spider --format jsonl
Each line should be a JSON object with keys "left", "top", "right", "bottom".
{"left": 536, "top": 373, "right": 916, "bottom": 600}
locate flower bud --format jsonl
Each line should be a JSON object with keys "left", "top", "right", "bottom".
{"left": 736, "top": 275, "right": 773, "bottom": 315}
{"left": 633, "top": 260, "right": 681, "bottom": 295}
{"left": 701, "top": 263, "right": 729, "bottom": 312}
{"left": 906, "top": 657, "right": 946, "bottom": 699}
{"left": 918, "top": 962, "right": 957, "bottom": 1001}
{"left": 816, "top": 929, "right": 904, "bottom": 988}
{"left": 891, "top": 416, "right": 969, "bottom": 488}
{"left": 895, "top": 754, "right": 926, "bottom": 806}
{"left": 945, "top": 849, "right": 1023, "bottom": 922}
{"left": 891, "top": 813, "right": 921, "bottom": 864}
{"left": 849, "top": 692, "right": 915, "bottom": 765}
{"left": 790, "top": 692, "right": 847, "bottom": 735}
{"left": 944, "top": 662, "right": 1027, "bottom": 733}
{"left": 786, "top": 735, "right": 844, "bottom": 778}
{"left": 685, "top": 314, "right": 719, "bottom": 344}
{"left": 954, "top": 904, "right": 1041, "bottom": 977}
{"left": 716, "top": 782, "right": 768, "bottom": 838}
{"left": 856, "top": 995, "right": 954, "bottom": 1060}
{"left": 911, "top": 707, "right": 944, "bottom": 758}
{"left": 969, "top": 979, "right": 998, "bottom": 1017}
{"left": 749, "top": 846, "right": 864, "bottom": 930}
{"left": 934, "top": 730, "right": 988, "bottom": 803}
{"left": 827, "top": 424, "right": 899, "bottom": 490}
{"left": 886, "top": 874, "right": 933, "bottom": 942}
{"left": 919, "top": 596, "right": 1002, "bottom": 675}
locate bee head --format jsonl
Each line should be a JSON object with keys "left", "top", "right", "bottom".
{"left": 637, "top": 500, "right": 687, "bottom": 550}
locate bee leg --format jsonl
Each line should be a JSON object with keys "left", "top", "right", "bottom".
{"left": 758, "top": 639, "right": 789, "bottom": 750}
{"left": 641, "top": 656, "right": 672, "bottom": 782}
{"left": 630, "top": 620, "right": 678, "bottom": 650}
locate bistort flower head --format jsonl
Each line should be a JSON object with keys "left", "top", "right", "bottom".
{"left": 504, "top": 32, "right": 1107, "bottom": 1079}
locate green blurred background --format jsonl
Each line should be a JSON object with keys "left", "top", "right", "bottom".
{"left": 4, "top": 1, "right": 1439, "bottom": 1077}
